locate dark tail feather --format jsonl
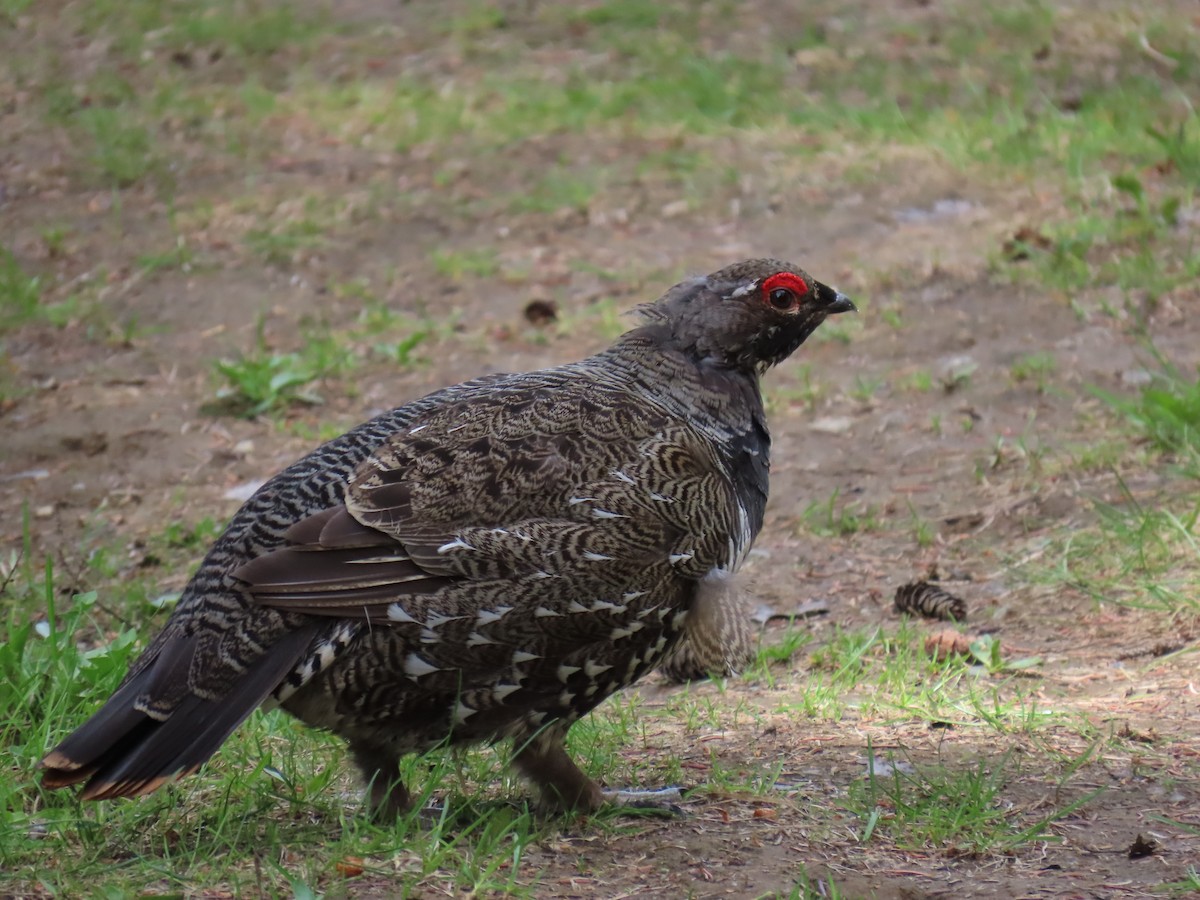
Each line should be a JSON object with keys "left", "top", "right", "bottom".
{"left": 41, "top": 625, "right": 318, "bottom": 799}
{"left": 40, "top": 675, "right": 163, "bottom": 789}
{"left": 41, "top": 632, "right": 197, "bottom": 786}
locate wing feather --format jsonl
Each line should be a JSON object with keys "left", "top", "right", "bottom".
{"left": 239, "top": 390, "right": 737, "bottom": 625}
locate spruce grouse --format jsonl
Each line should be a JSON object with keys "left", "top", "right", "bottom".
{"left": 42, "top": 259, "right": 854, "bottom": 816}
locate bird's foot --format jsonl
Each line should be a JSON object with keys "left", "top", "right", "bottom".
{"left": 413, "top": 800, "right": 476, "bottom": 830}
{"left": 601, "top": 786, "right": 685, "bottom": 816}
{"left": 512, "top": 727, "right": 685, "bottom": 817}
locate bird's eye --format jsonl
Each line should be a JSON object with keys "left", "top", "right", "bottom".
{"left": 760, "top": 272, "right": 808, "bottom": 313}
{"left": 768, "top": 287, "right": 796, "bottom": 310}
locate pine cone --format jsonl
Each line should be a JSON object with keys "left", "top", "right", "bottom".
{"left": 894, "top": 581, "right": 967, "bottom": 622}
{"left": 41, "top": 259, "right": 854, "bottom": 816}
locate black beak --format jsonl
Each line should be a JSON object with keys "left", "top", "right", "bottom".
{"left": 817, "top": 282, "right": 856, "bottom": 314}
{"left": 828, "top": 291, "right": 855, "bottom": 314}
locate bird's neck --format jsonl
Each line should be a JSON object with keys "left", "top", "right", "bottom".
{"left": 599, "top": 328, "right": 765, "bottom": 428}
{"left": 592, "top": 330, "right": 773, "bottom": 549}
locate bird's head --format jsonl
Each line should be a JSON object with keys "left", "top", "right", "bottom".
{"left": 636, "top": 258, "right": 855, "bottom": 374}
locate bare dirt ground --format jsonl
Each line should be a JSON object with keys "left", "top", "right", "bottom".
{"left": 2, "top": 1, "right": 1199, "bottom": 897}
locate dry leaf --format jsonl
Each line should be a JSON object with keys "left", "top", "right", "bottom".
{"left": 335, "top": 857, "right": 364, "bottom": 877}
{"left": 924, "top": 628, "right": 973, "bottom": 660}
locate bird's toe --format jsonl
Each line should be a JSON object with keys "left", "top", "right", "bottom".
{"left": 601, "top": 785, "right": 686, "bottom": 816}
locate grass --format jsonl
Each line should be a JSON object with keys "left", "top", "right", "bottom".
{"left": 1094, "top": 352, "right": 1200, "bottom": 469}
{"left": 846, "top": 746, "right": 1100, "bottom": 855}
{"left": 1056, "top": 488, "right": 1200, "bottom": 614}
{"left": 137, "top": 233, "right": 196, "bottom": 275}
{"left": 1003, "top": 175, "right": 1200, "bottom": 306}
{"left": 79, "top": 107, "right": 161, "bottom": 188}
{"left": 0, "top": 542, "right": 549, "bottom": 896}
{"left": 1020, "top": 351, "right": 1200, "bottom": 616}
{"left": 1009, "top": 352, "right": 1057, "bottom": 390}
{"left": 71, "top": 0, "right": 326, "bottom": 62}
{"left": 244, "top": 219, "right": 326, "bottom": 267}
{"left": 431, "top": 247, "right": 500, "bottom": 280}
{"left": 786, "top": 871, "right": 847, "bottom": 900}
{"left": 798, "top": 489, "right": 881, "bottom": 537}
{"left": 208, "top": 305, "right": 445, "bottom": 418}
{"left": 12, "top": 0, "right": 1194, "bottom": 197}
{"left": 2, "top": 538, "right": 793, "bottom": 896}
{"left": 1158, "top": 866, "right": 1200, "bottom": 896}
{"left": 210, "top": 320, "right": 347, "bottom": 418}
{"left": 739, "top": 619, "right": 1059, "bottom": 733}
{"left": 0, "top": 247, "right": 43, "bottom": 330}
{"left": 0, "top": 518, "right": 1103, "bottom": 895}
{"left": 4, "top": 0, "right": 1200, "bottom": 894}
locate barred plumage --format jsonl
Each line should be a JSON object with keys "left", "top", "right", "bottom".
{"left": 41, "top": 258, "right": 853, "bottom": 817}
{"left": 894, "top": 581, "right": 968, "bottom": 622}
{"left": 657, "top": 571, "right": 755, "bottom": 683}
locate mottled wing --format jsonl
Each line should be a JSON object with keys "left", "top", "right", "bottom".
{"left": 236, "top": 384, "right": 743, "bottom": 721}
{"left": 241, "top": 386, "right": 739, "bottom": 598}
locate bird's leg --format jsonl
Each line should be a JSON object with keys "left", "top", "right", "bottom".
{"left": 511, "top": 726, "right": 682, "bottom": 814}
{"left": 510, "top": 727, "right": 606, "bottom": 813}
{"left": 349, "top": 741, "right": 411, "bottom": 820}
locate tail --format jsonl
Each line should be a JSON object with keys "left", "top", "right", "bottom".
{"left": 41, "top": 625, "right": 318, "bottom": 799}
